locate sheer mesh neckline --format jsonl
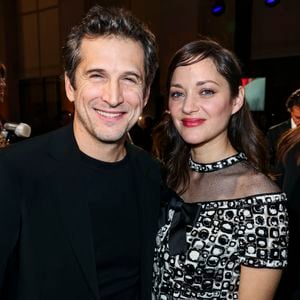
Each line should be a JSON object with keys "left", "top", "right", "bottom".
{"left": 189, "top": 152, "right": 247, "bottom": 173}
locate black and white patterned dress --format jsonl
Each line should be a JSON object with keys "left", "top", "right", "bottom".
{"left": 152, "top": 153, "right": 288, "bottom": 300}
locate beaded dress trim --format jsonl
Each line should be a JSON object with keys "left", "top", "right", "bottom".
{"left": 189, "top": 152, "right": 247, "bottom": 173}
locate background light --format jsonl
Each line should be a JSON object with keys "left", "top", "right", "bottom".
{"left": 211, "top": 0, "right": 226, "bottom": 16}
{"left": 264, "top": 0, "right": 280, "bottom": 7}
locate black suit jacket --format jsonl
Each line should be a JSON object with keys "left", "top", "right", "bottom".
{"left": 0, "top": 124, "right": 161, "bottom": 300}
{"left": 275, "top": 143, "right": 300, "bottom": 300}
{"left": 267, "top": 119, "right": 291, "bottom": 164}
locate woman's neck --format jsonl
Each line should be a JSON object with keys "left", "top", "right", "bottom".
{"left": 190, "top": 140, "right": 237, "bottom": 164}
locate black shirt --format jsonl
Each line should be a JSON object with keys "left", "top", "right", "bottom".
{"left": 79, "top": 150, "right": 140, "bottom": 300}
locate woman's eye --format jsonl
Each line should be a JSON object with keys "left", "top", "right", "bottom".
{"left": 200, "top": 89, "right": 215, "bottom": 96}
{"left": 170, "top": 91, "right": 184, "bottom": 98}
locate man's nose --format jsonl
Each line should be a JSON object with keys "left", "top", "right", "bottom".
{"left": 102, "top": 80, "right": 124, "bottom": 107}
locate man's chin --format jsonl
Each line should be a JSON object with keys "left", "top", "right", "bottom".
{"left": 97, "top": 134, "right": 126, "bottom": 145}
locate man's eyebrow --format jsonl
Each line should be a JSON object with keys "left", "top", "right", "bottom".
{"left": 85, "top": 68, "right": 106, "bottom": 75}
{"left": 122, "top": 71, "right": 143, "bottom": 79}
{"left": 85, "top": 69, "right": 143, "bottom": 81}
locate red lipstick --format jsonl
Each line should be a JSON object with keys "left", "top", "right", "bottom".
{"left": 182, "top": 118, "right": 205, "bottom": 127}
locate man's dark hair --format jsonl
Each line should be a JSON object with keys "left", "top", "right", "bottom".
{"left": 63, "top": 5, "right": 158, "bottom": 92}
{"left": 286, "top": 88, "right": 300, "bottom": 110}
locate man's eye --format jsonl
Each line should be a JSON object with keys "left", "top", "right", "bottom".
{"left": 123, "top": 77, "right": 138, "bottom": 84}
{"left": 90, "top": 74, "right": 102, "bottom": 78}
{"left": 88, "top": 72, "right": 106, "bottom": 79}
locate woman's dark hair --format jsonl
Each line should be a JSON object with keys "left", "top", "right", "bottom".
{"left": 278, "top": 126, "right": 300, "bottom": 166}
{"left": 153, "top": 38, "right": 269, "bottom": 194}
{"left": 62, "top": 5, "right": 158, "bottom": 93}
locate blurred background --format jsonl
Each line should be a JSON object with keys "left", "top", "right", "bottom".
{"left": 0, "top": 0, "right": 299, "bottom": 136}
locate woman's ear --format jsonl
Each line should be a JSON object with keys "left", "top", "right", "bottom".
{"left": 231, "top": 86, "right": 245, "bottom": 115}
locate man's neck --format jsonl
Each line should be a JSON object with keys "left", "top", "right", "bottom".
{"left": 74, "top": 135, "right": 127, "bottom": 163}
{"left": 72, "top": 123, "right": 127, "bottom": 162}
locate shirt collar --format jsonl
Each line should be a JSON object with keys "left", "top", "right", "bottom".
{"left": 291, "top": 118, "right": 297, "bottom": 129}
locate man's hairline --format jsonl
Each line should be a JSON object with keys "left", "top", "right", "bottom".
{"left": 67, "top": 33, "right": 150, "bottom": 94}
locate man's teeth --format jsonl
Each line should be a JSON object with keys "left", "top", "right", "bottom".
{"left": 97, "top": 110, "right": 122, "bottom": 118}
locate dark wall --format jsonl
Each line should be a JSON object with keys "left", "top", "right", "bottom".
{"left": 234, "top": 0, "right": 300, "bottom": 130}
{"left": 0, "top": 0, "right": 300, "bottom": 133}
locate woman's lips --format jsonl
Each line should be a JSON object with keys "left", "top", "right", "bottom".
{"left": 182, "top": 118, "right": 205, "bottom": 127}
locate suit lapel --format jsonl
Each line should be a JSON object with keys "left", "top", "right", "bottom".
{"left": 47, "top": 125, "right": 99, "bottom": 300}
{"left": 129, "top": 146, "right": 160, "bottom": 299}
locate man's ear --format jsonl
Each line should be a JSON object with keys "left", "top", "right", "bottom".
{"left": 232, "top": 86, "right": 245, "bottom": 115}
{"left": 143, "top": 87, "right": 150, "bottom": 108}
{"left": 65, "top": 73, "right": 75, "bottom": 103}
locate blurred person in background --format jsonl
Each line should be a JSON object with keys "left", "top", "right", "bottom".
{"left": 267, "top": 89, "right": 300, "bottom": 181}
{"left": 275, "top": 126, "right": 300, "bottom": 300}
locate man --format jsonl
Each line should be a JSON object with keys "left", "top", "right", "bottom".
{"left": 267, "top": 88, "right": 300, "bottom": 177}
{"left": 0, "top": 5, "right": 160, "bottom": 300}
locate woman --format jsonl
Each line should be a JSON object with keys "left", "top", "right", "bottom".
{"left": 152, "top": 39, "right": 288, "bottom": 300}
{"left": 275, "top": 126, "right": 300, "bottom": 300}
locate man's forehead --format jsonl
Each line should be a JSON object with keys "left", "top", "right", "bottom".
{"left": 80, "top": 36, "right": 144, "bottom": 64}
{"left": 291, "top": 105, "right": 300, "bottom": 113}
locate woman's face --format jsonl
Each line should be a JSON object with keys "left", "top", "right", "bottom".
{"left": 168, "top": 57, "right": 243, "bottom": 147}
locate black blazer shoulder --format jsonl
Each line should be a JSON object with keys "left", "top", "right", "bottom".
{"left": 0, "top": 124, "right": 75, "bottom": 182}
{"left": 267, "top": 119, "right": 291, "bottom": 141}
{"left": 0, "top": 123, "right": 72, "bottom": 159}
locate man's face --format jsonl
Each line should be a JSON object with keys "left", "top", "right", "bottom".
{"left": 290, "top": 105, "right": 300, "bottom": 126}
{"left": 65, "top": 36, "right": 149, "bottom": 155}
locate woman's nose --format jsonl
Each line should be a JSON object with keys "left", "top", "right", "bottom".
{"left": 182, "top": 94, "right": 198, "bottom": 114}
